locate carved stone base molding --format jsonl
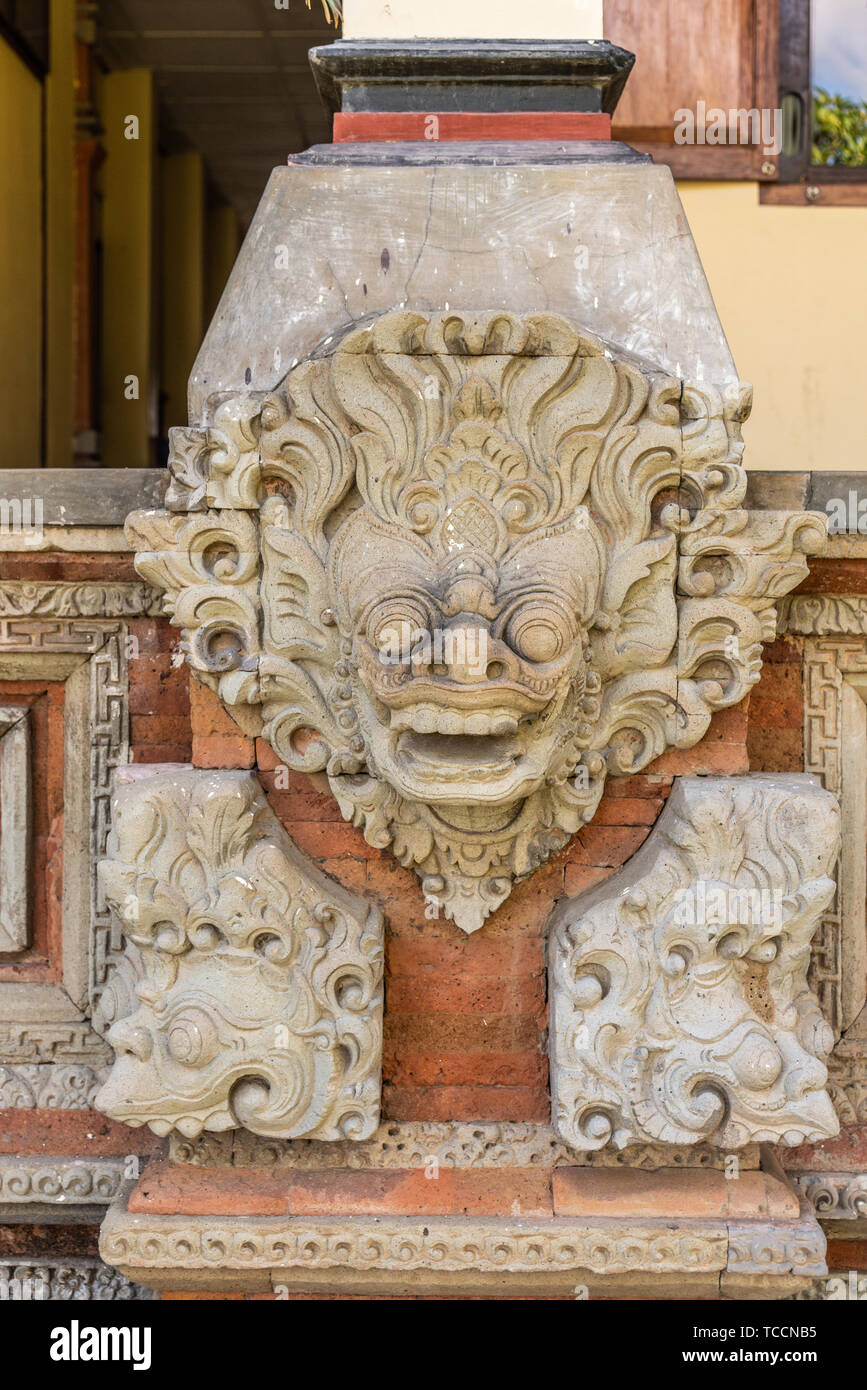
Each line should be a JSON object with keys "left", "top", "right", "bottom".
{"left": 549, "top": 774, "right": 841, "bottom": 1151}
{"left": 98, "top": 1177, "right": 826, "bottom": 1299}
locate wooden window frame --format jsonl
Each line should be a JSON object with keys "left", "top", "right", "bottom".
{"left": 608, "top": 0, "right": 781, "bottom": 181}
{"left": 761, "top": 0, "right": 867, "bottom": 205}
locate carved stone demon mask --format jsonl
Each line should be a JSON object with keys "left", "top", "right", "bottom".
{"left": 128, "top": 311, "right": 824, "bottom": 932}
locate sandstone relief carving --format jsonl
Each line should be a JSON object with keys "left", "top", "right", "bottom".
{"left": 94, "top": 767, "right": 384, "bottom": 1140}
{"left": 127, "top": 310, "right": 825, "bottom": 933}
{"left": 549, "top": 775, "right": 841, "bottom": 1150}
{"left": 0, "top": 584, "right": 158, "bottom": 1107}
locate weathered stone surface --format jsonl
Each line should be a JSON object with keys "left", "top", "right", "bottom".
{"left": 0, "top": 469, "right": 165, "bottom": 525}
{"left": 95, "top": 766, "right": 384, "bottom": 1141}
{"left": 549, "top": 774, "right": 841, "bottom": 1150}
{"left": 170, "top": 1122, "right": 761, "bottom": 1171}
{"left": 100, "top": 1199, "right": 729, "bottom": 1287}
{"left": 0, "top": 1064, "right": 108, "bottom": 1109}
{"left": 0, "top": 1157, "right": 125, "bottom": 1205}
{"left": 129, "top": 309, "right": 824, "bottom": 933}
{"left": 793, "top": 1171, "right": 867, "bottom": 1220}
{"left": 190, "top": 161, "right": 738, "bottom": 415}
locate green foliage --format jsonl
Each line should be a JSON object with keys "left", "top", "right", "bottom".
{"left": 812, "top": 87, "right": 867, "bottom": 165}
{"left": 306, "top": 0, "right": 342, "bottom": 24}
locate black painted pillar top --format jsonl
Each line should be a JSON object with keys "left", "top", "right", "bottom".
{"left": 309, "top": 38, "right": 635, "bottom": 116}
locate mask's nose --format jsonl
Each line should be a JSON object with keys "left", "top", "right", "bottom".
{"left": 106, "top": 1017, "right": 153, "bottom": 1061}
{"left": 415, "top": 619, "right": 520, "bottom": 686}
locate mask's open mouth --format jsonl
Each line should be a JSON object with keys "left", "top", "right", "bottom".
{"left": 396, "top": 730, "right": 520, "bottom": 781}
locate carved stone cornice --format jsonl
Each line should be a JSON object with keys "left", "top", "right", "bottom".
{"left": 170, "top": 1123, "right": 761, "bottom": 1171}
{"left": 0, "top": 1062, "right": 108, "bottom": 1108}
{"left": 792, "top": 1171, "right": 867, "bottom": 1220}
{"left": 127, "top": 309, "right": 825, "bottom": 933}
{"left": 778, "top": 594, "right": 867, "bottom": 636}
{"left": 0, "top": 581, "right": 162, "bottom": 620}
{"left": 0, "top": 1024, "right": 111, "bottom": 1068}
{"left": 0, "top": 1157, "right": 124, "bottom": 1205}
{"left": 102, "top": 1212, "right": 726, "bottom": 1276}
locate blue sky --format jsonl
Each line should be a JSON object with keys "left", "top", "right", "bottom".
{"left": 812, "top": 0, "right": 867, "bottom": 99}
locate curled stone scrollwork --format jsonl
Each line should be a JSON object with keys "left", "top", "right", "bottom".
{"left": 94, "top": 767, "right": 384, "bottom": 1140}
{"left": 549, "top": 774, "right": 841, "bottom": 1150}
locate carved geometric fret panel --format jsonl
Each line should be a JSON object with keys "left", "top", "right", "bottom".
{"left": 776, "top": 595, "right": 867, "bottom": 1127}
{"left": 0, "top": 581, "right": 158, "bottom": 1105}
{"left": 778, "top": 595, "right": 867, "bottom": 1036}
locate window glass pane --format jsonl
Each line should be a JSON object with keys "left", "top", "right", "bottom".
{"left": 811, "top": 0, "right": 867, "bottom": 164}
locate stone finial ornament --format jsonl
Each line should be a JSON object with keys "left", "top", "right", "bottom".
{"left": 94, "top": 768, "right": 384, "bottom": 1140}
{"left": 549, "top": 775, "right": 841, "bottom": 1150}
{"left": 128, "top": 310, "right": 825, "bottom": 933}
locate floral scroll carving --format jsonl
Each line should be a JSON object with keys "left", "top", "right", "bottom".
{"left": 128, "top": 311, "right": 825, "bottom": 933}
{"left": 549, "top": 775, "right": 841, "bottom": 1150}
{"left": 95, "top": 767, "right": 384, "bottom": 1140}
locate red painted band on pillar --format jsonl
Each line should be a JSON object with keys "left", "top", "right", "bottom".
{"left": 333, "top": 111, "right": 612, "bottom": 143}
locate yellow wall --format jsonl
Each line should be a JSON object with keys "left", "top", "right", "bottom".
{"left": 100, "top": 69, "right": 155, "bottom": 469}
{"left": 160, "top": 151, "right": 204, "bottom": 432}
{"left": 205, "top": 201, "right": 240, "bottom": 324}
{"left": 0, "top": 39, "right": 42, "bottom": 466}
{"left": 44, "top": 0, "right": 76, "bottom": 468}
{"left": 678, "top": 180, "right": 867, "bottom": 471}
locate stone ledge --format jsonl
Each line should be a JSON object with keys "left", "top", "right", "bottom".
{"left": 0, "top": 1156, "right": 125, "bottom": 1214}
{"left": 98, "top": 1182, "right": 825, "bottom": 1299}
{"left": 0, "top": 469, "right": 166, "bottom": 525}
{"left": 0, "top": 468, "right": 864, "bottom": 533}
